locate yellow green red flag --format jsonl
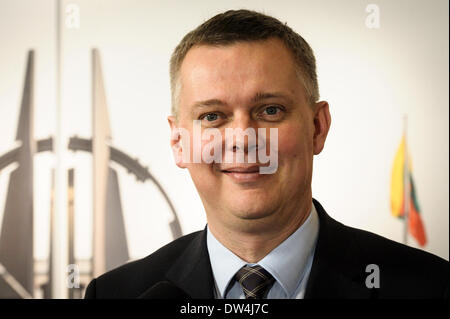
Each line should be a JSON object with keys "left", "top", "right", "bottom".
{"left": 390, "top": 135, "right": 427, "bottom": 246}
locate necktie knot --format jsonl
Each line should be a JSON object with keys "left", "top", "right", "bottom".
{"left": 234, "top": 265, "right": 275, "bottom": 299}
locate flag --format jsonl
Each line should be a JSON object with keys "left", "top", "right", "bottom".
{"left": 390, "top": 135, "right": 427, "bottom": 246}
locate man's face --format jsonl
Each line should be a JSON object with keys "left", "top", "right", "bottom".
{"left": 169, "top": 38, "right": 329, "bottom": 233}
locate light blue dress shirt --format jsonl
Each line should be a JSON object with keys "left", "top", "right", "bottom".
{"left": 206, "top": 202, "right": 320, "bottom": 299}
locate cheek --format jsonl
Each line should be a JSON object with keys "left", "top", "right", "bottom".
{"left": 276, "top": 123, "right": 314, "bottom": 191}
{"left": 185, "top": 134, "right": 219, "bottom": 186}
{"left": 276, "top": 124, "right": 311, "bottom": 160}
{"left": 187, "top": 163, "right": 217, "bottom": 195}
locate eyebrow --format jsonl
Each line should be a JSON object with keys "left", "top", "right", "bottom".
{"left": 191, "top": 92, "right": 292, "bottom": 110}
{"left": 251, "top": 92, "right": 291, "bottom": 103}
{"left": 191, "top": 99, "right": 227, "bottom": 109}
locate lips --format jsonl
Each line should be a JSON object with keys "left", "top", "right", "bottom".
{"left": 218, "top": 165, "right": 266, "bottom": 183}
{"left": 220, "top": 165, "right": 261, "bottom": 173}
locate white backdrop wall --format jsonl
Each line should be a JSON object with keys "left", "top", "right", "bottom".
{"left": 0, "top": 0, "right": 448, "bottom": 264}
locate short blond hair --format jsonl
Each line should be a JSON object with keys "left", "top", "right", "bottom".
{"left": 170, "top": 9, "right": 319, "bottom": 117}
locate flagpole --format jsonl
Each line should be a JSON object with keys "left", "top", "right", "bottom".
{"left": 403, "top": 115, "right": 410, "bottom": 245}
{"left": 52, "top": 0, "right": 68, "bottom": 298}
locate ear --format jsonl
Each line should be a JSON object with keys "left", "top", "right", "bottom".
{"left": 312, "top": 101, "right": 331, "bottom": 155}
{"left": 168, "top": 115, "right": 187, "bottom": 169}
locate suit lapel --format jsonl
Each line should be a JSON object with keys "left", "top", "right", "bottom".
{"left": 165, "top": 228, "right": 215, "bottom": 298}
{"left": 305, "top": 199, "right": 373, "bottom": 298}
{"left": 162, "top": 199, "right": 375, "bottom": 299}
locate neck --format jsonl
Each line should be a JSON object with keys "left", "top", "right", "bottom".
{"left": 207, "top": 198, "right": 312, "bottom": 263}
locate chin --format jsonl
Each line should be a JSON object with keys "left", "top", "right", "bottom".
{"left": 228, "top": 197, "right": 278, "bottom": 221}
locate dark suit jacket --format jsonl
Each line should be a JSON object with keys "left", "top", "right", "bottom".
{"left": 84, "top": 199, "right": 448, "bottom": 299}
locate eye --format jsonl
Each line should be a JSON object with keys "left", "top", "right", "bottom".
{"left": 258, "top": 105, "right": 284, "bottom": 120}
{"left": 199, "top": 112, "right": 223, "bottom": 124}
{"left": 204, "top": 113, "right": 219, "bottom": 121}
{"left": 264, "top": 106, "right": 279, "bottom": 115}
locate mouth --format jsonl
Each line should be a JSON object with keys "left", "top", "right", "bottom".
{"left": 220, "top": 165, "right": 261, "bottom": 173}
{"left": 219, "top": 165, "right": 266, "bottom": 183}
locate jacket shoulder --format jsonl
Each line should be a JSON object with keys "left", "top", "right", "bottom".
{"left": 342, "top": 223, "right": 448, "bottom": 298}
{"left": 346, "top": 223, "right": 447, "bottom": 268}
{"left": 85, "top": 230, "right": 203, "bottom": 298}
{"left": 310, "top": 199, "right": 448, "bottom": 298}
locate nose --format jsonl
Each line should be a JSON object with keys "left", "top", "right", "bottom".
{"left": 225, "top": 113, "right": 259, "bottom": 154}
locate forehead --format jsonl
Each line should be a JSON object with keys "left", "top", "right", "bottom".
{"left": 178, "top": 38, "right": 303, "bottom": 111}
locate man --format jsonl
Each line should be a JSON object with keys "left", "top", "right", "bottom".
{"left": 85, "top": 9, "right": 448, "bottom": 299}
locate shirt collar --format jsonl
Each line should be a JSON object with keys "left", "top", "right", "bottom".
{"left": 206, "top": 202, "right": 319, "bottom": 298}
{"left": 207, "top": 228, "right": 247, "bottom": 298}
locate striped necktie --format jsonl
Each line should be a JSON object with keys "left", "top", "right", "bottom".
{"left": 234, "top": 265, "right": 275, "bottom": 299}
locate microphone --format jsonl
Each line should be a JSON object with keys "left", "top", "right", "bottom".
{"left": 138, "top": 281, "right": 191, "bottom": 299}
